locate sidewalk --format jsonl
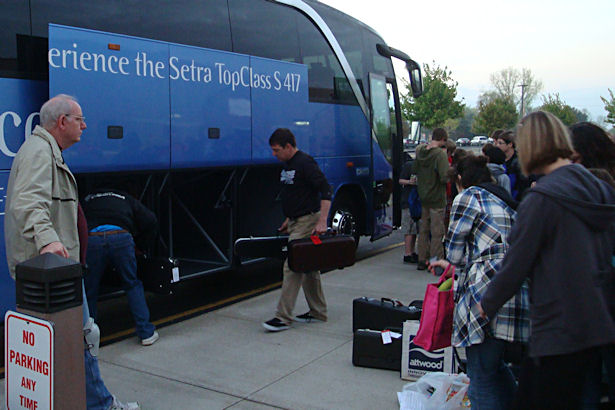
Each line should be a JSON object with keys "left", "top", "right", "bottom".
{"left": 6, "top": 246, "right": 436, "bottom": 409}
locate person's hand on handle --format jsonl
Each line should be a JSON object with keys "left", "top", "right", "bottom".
{"left": 313, "top": 220, "right": 328, "bottom": 235}
{"left": 428, "top": 259, "right": 452, "bottom": 277}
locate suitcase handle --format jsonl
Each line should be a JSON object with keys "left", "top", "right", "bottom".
{"left": 310, "top": 235, "right": 323, "bottom": 245}
{"left": 380, "top": 297, "right": 404, "bottom": 307}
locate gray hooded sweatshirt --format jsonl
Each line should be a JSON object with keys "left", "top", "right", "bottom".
{"left": 487, "top": 163, "right": 511, "bottom": 194}
{"left": 481, "top": 164, "right": 615, "bottom": 357}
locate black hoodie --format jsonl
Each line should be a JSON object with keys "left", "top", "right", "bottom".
{"left": 481, "top": 164, "right": 615, "bottom": 357}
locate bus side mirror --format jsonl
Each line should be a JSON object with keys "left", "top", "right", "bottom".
{"left": 406, "top": 60, "right": 423, "bottom": 98}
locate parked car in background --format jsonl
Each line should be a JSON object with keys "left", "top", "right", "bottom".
{"left": 486, "top": 137, "right": 494, "bottom": 144}
{"left": 456, "top": 137, "right": 470, "bottom": 146}
{"left": 471, "top": 136, "right": 489, "bottom": 146}
{"left": 404, "top": 138, "right": 418, "bottom": 150}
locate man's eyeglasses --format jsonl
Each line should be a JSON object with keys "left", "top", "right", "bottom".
{"left": 64, "top": 114, "right": 86, "bottom": 123}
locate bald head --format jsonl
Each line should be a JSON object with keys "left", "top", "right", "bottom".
{"left": 40, "top": 94, "right": 78, "bottom": 129}
{"left": 39, "top": 94, "right": 86, "bottom": 149}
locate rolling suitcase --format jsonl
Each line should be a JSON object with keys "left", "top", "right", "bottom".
{"left": 352, "top": 297, "right": 422, "bottom": 332}
{"left": 233, "top": 235, "right": 289, "bottom": 259}
{"left": 352, "top": 328, "right": 403, "bottom": 371}
{"left": 287, "top": 234, "right": 355, "bottom": 273}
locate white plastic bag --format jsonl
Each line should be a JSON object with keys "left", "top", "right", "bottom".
{"left": 398, "top": 372, "right": 470, "bottom": 410}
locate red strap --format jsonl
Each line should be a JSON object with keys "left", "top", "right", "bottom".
{"left": 310, "top": 235, "right": 322, "bottom": 245}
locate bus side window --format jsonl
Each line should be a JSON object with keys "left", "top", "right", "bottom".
{"left": 30, "top": 1, "right": 232, "bottom": 52}
{"left": 228, "top": 0, "right": 301, "bottom": 63}
{"left": 295, "top": 11, "right": 358, "bottom": 106}
{"left": 0, "top": 1, "right": 31, "bottom": 79}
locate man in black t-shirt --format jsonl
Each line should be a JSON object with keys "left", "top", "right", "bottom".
{"left": 263, "top": 128, "right": 332, "bottom": 332}
{"left": 83, "top": 188, "right": 159, "bottom": 346}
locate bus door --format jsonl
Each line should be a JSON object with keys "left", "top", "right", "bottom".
{"left": 368, "top": 73, "right": 402, "bottom": 240}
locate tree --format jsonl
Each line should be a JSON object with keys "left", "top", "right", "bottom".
{"left": 489, "top": 67, "right": 543, "bottom": 114}
{"left": 401, "top": 61, "right": 464, "bottom": 129}
{"left": 472, "top": 96, "right": 518, "bottom": 135}
{"left": 601, "top": 88, "right": 615, "bottom": 126}
{"left": 448, "top": 106, "right": 476, "bottom": 139}
{"left": 539, "top": 93, "right": 577, "bottom": 126}
{"left": 443, "top": 118, "right": 460, "bottom": 137}
{"left": 571, "top": 107, "right": 589, "bottom": 123}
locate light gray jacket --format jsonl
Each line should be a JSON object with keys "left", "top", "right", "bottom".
{"left": 5, "top": 125, "right": 79, "bottom": 278}
{"left": 487, "top": 163, "right": 511, "bottom": 194}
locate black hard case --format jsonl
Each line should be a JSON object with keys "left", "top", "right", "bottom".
{"left": 137, "top": 256, "right": 179, "bottom": 294}
{"left": 352, "top": 328, "right": 403, "bottom": 371}
{"left": 287, "top": 234, "right": 355, "bottom": 273}
{"left": 233, "top": 235, "right": 289, "bottom": 259}
{"left": 352, "top": 297, "right": 422, "bottom": 332}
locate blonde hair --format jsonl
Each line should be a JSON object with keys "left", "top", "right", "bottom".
{"left": 516, "top": 111, "right": 573, "bottom": 175}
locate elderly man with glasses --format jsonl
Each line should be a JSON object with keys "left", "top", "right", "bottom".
{"left": 5, "top": 94, "right": 139, "bottom": 409}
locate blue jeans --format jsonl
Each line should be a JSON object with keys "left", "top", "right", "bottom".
{"left": 82, "top": 283, "right": 113, "bottom": 410}
{"left": 466, "top": 336, "right": 516, "bottom": 410}
{"left": 85, "top": 233, "right": 155, "bottom": 340}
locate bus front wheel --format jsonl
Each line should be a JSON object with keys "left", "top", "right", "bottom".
{"left": 330, "top": 198, "right": 360, "bottom": 247}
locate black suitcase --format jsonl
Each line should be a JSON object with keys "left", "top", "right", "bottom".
{"left": 137, "top": 255, "right": 179, "bottom": 294}
{"left": 352, "top": 328, "right": 403, "bottom": 371}
{"left": 352, "top": 297, "right": 422, "bottom": 332}
{"left": 233, "top": 235, "right": 289, "bottom": 259}
{"left": 287, "top": 234, "right": 355, "bottom": 273}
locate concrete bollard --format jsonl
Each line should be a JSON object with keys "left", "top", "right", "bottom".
{"left": 14, "top": 253, "right": 86, "bottom": 409}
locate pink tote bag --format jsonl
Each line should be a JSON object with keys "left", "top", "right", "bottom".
{"left": 413, "top": 265, "right": 455, "bottom": 351}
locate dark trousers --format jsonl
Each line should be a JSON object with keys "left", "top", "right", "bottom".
{"left": 85, "top": 232, "right": 155, "bottom": 340}
{"left": 514, "top": 347, "right": 601, "bottom": 410}
{"left": 583, "top": 344, "right": 615, "bottom": 409}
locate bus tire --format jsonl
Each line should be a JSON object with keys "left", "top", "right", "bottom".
{"left": 330, "top": 196, "right": 360, "bottom": 247}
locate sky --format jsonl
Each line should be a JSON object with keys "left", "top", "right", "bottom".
{"left": 320, "top": 0, "right": 614, "bottom": 121}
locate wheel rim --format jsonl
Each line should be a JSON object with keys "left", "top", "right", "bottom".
{"left": 331, "top": 209, "right": 356, "bottom": 238}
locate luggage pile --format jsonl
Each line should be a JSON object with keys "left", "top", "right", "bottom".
{"left": 351, "top": 296, "right": 458, "bottom": 380}
{"left": 351, "top": 297, "right": 422, "bottom": 371}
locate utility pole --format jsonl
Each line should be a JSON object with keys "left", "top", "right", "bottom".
{"left": 519, "top": 83, "right": 527, "bottom": 117}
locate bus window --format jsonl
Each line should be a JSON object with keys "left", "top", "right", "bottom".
{"left": 30, "top": 0, "right": 232, "bottom": 51}
{"left": 295, "top": 12, "right": 357, "bottom": 105}
{"left": 229, "top": 0, "right": 301, "bottom": 63}
{"left": 306, "top": 1, "right": 365, "bottom": 96}
{"left": 362, "top": 30, "right": 395, "bottom": 80}
{"left": 0, "top": 1, "right": 31, "bottom": 79}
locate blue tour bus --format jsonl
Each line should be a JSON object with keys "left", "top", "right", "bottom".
{"left": 0, "top": 0, "right": 422, "bottom": 320}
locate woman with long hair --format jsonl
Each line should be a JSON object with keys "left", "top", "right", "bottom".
{"left": 479, "top": 111, "right": 615, "bottom": 409}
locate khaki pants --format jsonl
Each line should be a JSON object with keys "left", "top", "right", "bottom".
{"left": 276, "top": 213, "right": 327, "bottom": 324}
{"left": 417, "top": 206, "right": 445, "bottom": 262}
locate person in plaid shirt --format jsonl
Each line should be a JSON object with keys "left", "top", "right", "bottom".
{"left": 429, "top": 155, "right": 529, "bottom": 409}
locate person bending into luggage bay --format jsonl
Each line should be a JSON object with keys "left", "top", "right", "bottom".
{"left": 263, "top": 128, "right": 332, "bottom": 332}
{"left": 83, "top": 187, "right": 159, "bottom": 346}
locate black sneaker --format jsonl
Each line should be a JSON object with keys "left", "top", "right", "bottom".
{"left": 403, "top": 255, "right": 412, "bottom": 263}
{"left": 417, "top": 261, "right": 427, "bottom": 270}
{"left": 408, "top": 253, "right": 419, "bottom": 263}
{"left": 295, "top": 312, "right": 326, "bottom": 323}
{"left": 262, "top": 318, "right": 290, "bottom": 332}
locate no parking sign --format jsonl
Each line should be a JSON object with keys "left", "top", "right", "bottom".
{"left": 5, "top": 311, "right": 54, "bottom": 410}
